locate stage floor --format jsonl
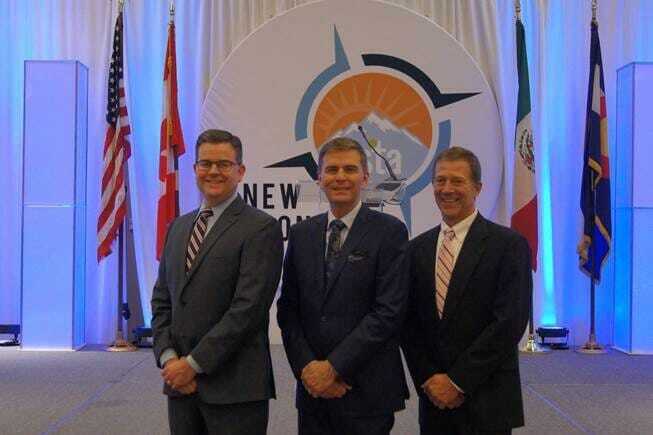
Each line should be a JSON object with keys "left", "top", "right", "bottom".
{"left": 0, "top": 345, "right": 651, "bottom": 434}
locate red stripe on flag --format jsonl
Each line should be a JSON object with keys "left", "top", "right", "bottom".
{"left": 511, "top": 197, "right": 538, "bottom": 271}
{"left": 600, "top": 95, "right": 606, "bottom": 118}
{"left": 97, "top": 197, "right": 127, "bottom": 261}
{"left": 156, "top": 172, "right": 179, "bottom": 256}
{"left": 600, "top": 155, "right": 609, "bottom": 177}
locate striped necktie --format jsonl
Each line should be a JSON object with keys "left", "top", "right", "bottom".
{"left": 435, "top": 229, "right": 456, "bottom": 318}
{"left": 186, "top": 209, "right": 213, "bottom": 273}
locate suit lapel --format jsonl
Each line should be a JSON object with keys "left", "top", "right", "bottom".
{"left": 176, "top": 211, "right": 198, "bottom": 289}
{"left": 180, "top": 197, "right": 245, "bottom": 291}
{"left": 418, "top": 227, "right": 440, "bottom": 328}
{"left": 312, "top": 213, "right": 328, "bottom": 298}
{"left": 323, "top": 207, "right": 373, "bottom": 302}
{"left": 440, "top": 214, "right": 489, "bottom": 328}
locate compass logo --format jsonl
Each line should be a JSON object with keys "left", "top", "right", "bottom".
{"left": 201, "top": 0, "right": 502, "bottom": 238}
{"left": 267, "top": 28, "right": 479, "bottom": 231}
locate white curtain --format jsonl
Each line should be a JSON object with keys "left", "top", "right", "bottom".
{"left": 1, "top": 0, "right": 650, "bottom": 345}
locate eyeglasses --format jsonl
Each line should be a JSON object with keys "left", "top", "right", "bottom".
{"left": 195, "top": 159, "right": 239, "bottom": 172}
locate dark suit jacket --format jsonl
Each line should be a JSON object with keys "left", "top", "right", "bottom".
{"left": 401, "top": 213, "right": 531, "bottom": 431}
{"left": 277, "top": 206, "right": 409, "bottom": 416}
{"left": 151, "top": 196, "right": 283, "bottom": 405}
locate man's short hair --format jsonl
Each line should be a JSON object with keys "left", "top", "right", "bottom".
{"left": 318, "top": 137, "right": 369, "bottom": 173}
{"left": 195, "top": 129, "right": 243, "bottom": 164}
{"left": 433, "top": 146, "right": 482, "bottom": 184}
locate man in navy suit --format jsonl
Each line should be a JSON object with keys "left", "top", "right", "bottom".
{"left": 277, "top": 137, "right": 409, "bottom": 435}
{"left": 401, "top": 146, "right": 532, "bottom": 435}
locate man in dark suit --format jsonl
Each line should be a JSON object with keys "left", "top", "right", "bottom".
{"left": 151, "top": 129, "right": 283, "bottom": 435}
{"left": 401, "top": 146, "right": 532, "bottom": 435}
{"left": 277, "top": 137, "right": 409, "bottom": 435}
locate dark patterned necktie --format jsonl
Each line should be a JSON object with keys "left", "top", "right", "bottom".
{"left": 185, "top": 209, "right": 213, "bottom": 273}
{"left": 325, "top": 219, "right": 346, "bottom": 284}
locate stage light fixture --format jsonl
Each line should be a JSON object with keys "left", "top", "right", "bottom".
{"left": 132, "top": 326, "right": 152, "bottom": 348}
{"left": 0, "top": 324, "right": 20, "bottom": 346}
{"left": 536, "top": 326, "right": 569, "bottom": 349}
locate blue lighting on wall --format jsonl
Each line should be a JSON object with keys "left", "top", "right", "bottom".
{"left": 521, "top": 1, "right": 557, "bottom": 326}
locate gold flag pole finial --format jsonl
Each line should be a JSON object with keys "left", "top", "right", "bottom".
{"left": 169, "top": 1, "right": 175, "bottom": 24}
{"left": 515, "top": 0, "right": 521, "bottom": 21}
{"left": 592, "top": 0, "right": 598, "bottom": 24}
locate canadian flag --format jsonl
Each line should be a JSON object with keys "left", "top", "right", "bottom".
{"left": 156, "top": 20, "right": 185, "bottom": 260}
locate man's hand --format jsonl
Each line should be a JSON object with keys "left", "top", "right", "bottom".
{"left": 175, "top": 379, "right": 198, "bottom": 395}
{"left": 162, "top": 357, "right": 196, "bottom": 390}
{"left": 319, "top": 378, "right": 351, "bottom": 399}
{"left": 301, "top": 360, "right": 339, "bottom": 398}
{"left": 422, "top": 373, "right": 464, "bottom": 410}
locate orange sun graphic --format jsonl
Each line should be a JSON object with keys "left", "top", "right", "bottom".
{"left": 312, "top": 72, "right": 432, "bottom": 148}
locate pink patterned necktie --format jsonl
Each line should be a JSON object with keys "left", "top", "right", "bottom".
{"left": 435, "top": 229, "right": 456, "bottom": 318}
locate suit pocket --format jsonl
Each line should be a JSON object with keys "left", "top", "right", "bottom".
{"left": 347, "top": 250, "right": 369, "bottom": 263}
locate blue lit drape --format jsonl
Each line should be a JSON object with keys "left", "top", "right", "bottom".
{"left": 1, "top": 0, "right": 651, "bottom": 345}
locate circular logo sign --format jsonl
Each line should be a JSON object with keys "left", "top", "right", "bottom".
{"left": 201, "top": 0, "right": 502, "bottom": 238}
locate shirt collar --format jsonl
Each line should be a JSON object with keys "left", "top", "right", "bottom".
{"left": 441, "top": 209, "right": 478, "bottom": 236}
{"left": 200, "top": 191, "right": 238, "bottom": 216}
{"left": 328, "top": 201, "right": 362, "bottom": 230}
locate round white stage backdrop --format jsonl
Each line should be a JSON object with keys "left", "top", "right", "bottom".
{"left": 201, "top": 0, "right": 502, "bottom": 239}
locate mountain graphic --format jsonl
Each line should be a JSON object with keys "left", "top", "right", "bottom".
{"left": 327, "top": 111, "right": 429, "bottom": 183}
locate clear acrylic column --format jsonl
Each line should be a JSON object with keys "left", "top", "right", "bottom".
{"left": 21, "top": 61, "right": 88, "bottom": 350}
{"left": 614, "top": 62, "right": 653, "bottom": 354}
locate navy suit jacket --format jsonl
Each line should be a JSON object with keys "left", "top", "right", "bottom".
{"left": 401, "top": 213, "right": 532, "bottom": 430}
{"left": 277, "top": 206, "right": 409, "bottom": 416}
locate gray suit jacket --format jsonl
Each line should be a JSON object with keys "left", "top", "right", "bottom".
{"left": 152, "top": 195, "right": 283, "bottom": 405}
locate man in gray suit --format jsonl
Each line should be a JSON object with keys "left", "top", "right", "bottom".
{"left": 152, "top": 129, "right": 283, "bottom": 435}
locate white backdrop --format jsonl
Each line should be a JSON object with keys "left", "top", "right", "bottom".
{"left": 2, "top": 0, "right": 651, "bottom": 345}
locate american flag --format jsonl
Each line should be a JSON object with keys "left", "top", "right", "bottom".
{"left": 97, "top": 11, "right": 131, "bottom": 262}
{"left": 156, "top": 20, "right": 185, "bottom": 260}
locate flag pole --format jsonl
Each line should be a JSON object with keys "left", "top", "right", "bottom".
{"left": 577, "top": 161, "right": 605, "bottom": 353}
{"left": 108, "top": 0, "right": 136, "bottom": 352}
{"left": 514, "top": 0, "right": 547, "bottom": 355}
{"left": 578, "top": 0, "right": 606, "bottom": 354}
{"left": 108, "top": 169, "right": 137, "bottom": 352}
{"left": 578, "top": 162, "right": 605, "bottom": 353}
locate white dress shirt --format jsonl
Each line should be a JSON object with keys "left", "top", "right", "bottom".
{"left": 325, "top": 201, "right": 362, "bottom": 255}
{"left": 435, "top": 209, "right": 478, "bottom": 270}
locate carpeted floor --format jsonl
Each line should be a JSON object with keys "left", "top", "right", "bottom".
{"left": 0, "top": 345, "right": 651, "bottom": 434}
